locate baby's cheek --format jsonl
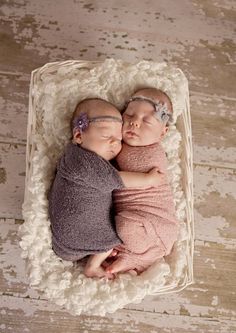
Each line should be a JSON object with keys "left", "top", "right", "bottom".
{"left": 121, "top": 131, "right": 126, "bottom": 140}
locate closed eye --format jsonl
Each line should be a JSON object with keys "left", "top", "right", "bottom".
{"left": 102, "top": 136, "right": 121, "bottom": 142}
{"left": 144, "top": 115, "right": 157, "bottom": 125}
{"left": 144, "top": 119, "right": 153, "bottom": 125}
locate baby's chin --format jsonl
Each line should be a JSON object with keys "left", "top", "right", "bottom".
{"left": 122, "top": 136, "right": 138, "bottom": 146}
{"left": 122, "top": 137, "right": 157, "bottom": 147}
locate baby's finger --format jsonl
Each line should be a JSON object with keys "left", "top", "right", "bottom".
{"left": 105, "top": 272, "right": 116, "bottom": 280}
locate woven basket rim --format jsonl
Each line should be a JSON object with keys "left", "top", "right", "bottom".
{"left": 23, "top": 59, "right": 194, "bottom": 302}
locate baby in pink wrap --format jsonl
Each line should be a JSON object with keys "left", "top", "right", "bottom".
{"left": 106, "top": 88, "right": 179, "bottom": 275}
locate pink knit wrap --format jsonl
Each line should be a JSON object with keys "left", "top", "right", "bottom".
{"left": 113, "top": 142, "right": 179, "bottom": 272}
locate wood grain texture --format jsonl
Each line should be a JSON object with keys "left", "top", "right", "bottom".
{"left": 0, "top": 0, "right": 235, "bottom": 96}
{"left": 0, "top": 0, "right": 235, "bottom": 331}
{"left": 0, "top": 143, "right": 26, "bottom": 219}
{"left": 128, "top": 241, "right": 236, "bottom": 320}
{"left": 193, "top": 165, "right": 236, "bottom": 247}
{"left": 1, "top": 212, "right": 235, "bottom": 320}
{"left": 1, "top": 295, "right": 236, "bottom": 333}
{"left": 191, "top": 93, "right": 236, "bottom": 168}
{"left": 0, "top": 73, "right": 29, "bottom": 144}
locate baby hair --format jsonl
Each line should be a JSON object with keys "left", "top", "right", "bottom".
{"left": 133, "top": 87, "right": 173, "bottom": 114}
{"left": 70, "top": 98, "right": 118, "bottom": 133}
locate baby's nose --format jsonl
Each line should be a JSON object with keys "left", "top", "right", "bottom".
{"left": 130, "top": 119, "right": 140, "bottom": 128}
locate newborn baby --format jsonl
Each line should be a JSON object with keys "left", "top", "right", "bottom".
{"left": 106, "top": 88, "right": 179, "bottom": 275}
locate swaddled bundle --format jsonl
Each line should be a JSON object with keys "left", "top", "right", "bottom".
{"left": 114, "top": 142, "right": 179, "bottom": 272}
{"left": 49, "top": 142, "right": 123, "bottom": 261}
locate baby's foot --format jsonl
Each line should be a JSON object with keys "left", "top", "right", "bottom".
{"left": 84, "top": 265, "right": 114, "bottom": 279}
{"left": 127, "top": 269, "right": 138, "bottom": 276}
{"left": 105, "top": 257, "right": 129, "bottom": 274}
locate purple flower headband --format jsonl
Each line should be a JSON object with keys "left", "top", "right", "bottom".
{"left": 73, "top": 113, "right": 90, "bottom": 132}
{"left": 73, "top": 112, "right": 123, "bottom": 132}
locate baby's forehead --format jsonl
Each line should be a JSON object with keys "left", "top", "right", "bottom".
{"left": 132, "top": 92, "right": 168, "bottom": 104}
{"left": 123, "top": 104, "right": 158, "bottom": 125}
{"left": 125, "top": 100, "right": 157, "bottom": 115}
{"left": 90, "top": 107, "right": 118, "bottom": 116}
{"left": 93, "top": 120, "right": 122, "bottom": 131}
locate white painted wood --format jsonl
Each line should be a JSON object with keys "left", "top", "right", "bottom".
{"left": 1, "top": 295, "right": 236, "bottom": 333}
{"left": 0, "top": 143, "right": 26, "bottom": 219}
{"left": 0, "top": 0, "right": 235, "bottom": 96}
{"left": 0, "top": 73, "right": 29, "bottom": 144}
{"left": 191, "top": 93, "right": 236, "bottom": 169}
{"left": 193, "top": 165, "right": 236, "bottom": 247}
{"left": 0, "top": 0, "right": 235, "bottom": 330}
{"left": 1, "top": 219, "right": 235, "bottom": 320}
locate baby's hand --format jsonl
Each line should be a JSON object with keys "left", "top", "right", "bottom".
{"left": 147, "top": 167, "right": 165, "bottom": 187}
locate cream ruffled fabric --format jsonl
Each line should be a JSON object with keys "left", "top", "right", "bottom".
{"left": 20, "top": 59, "right": 193, "bottom": 316}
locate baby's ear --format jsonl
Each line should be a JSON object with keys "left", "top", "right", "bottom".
{"left": 72, "top": 128, "right": 82, "bottom": 144}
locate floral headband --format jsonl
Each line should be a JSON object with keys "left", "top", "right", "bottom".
{"left": 124, "top": 95, "right": 173, "bottom": 123}
{"left": 73, "top": 113, "right": 123, "bottom": 132}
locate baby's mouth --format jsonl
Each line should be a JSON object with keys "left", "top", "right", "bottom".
{"left": 125, "top": 130, "right": 138, "bottom": 137}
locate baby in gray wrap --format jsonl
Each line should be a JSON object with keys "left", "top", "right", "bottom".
{"left": 48, "top": 98, "right": 165, "bottom": 278}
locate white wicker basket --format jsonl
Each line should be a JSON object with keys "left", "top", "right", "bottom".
{"left": 21, "top": 59, "right": 194, "bottom": 315}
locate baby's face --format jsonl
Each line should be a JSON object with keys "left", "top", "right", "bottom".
{"left": 122, "top": 98, "right": 169, "bottom": 146}
{"left": 78, "top": 120, "right": 122, "bottom": 161}
{"left": 73, "top": 101, "right": 123, "bottom": 160}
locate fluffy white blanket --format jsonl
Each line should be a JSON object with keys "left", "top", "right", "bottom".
{"left": 20, "top": 59, "right": 192, "bottom": 316}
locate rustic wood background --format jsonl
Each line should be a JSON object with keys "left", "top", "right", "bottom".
{"left": 0, "top": 0, "right": 236, "bottom": 332}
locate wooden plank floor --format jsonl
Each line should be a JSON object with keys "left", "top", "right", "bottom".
{"left": 0, "top": 0, "right": 236, "bottom": 332}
